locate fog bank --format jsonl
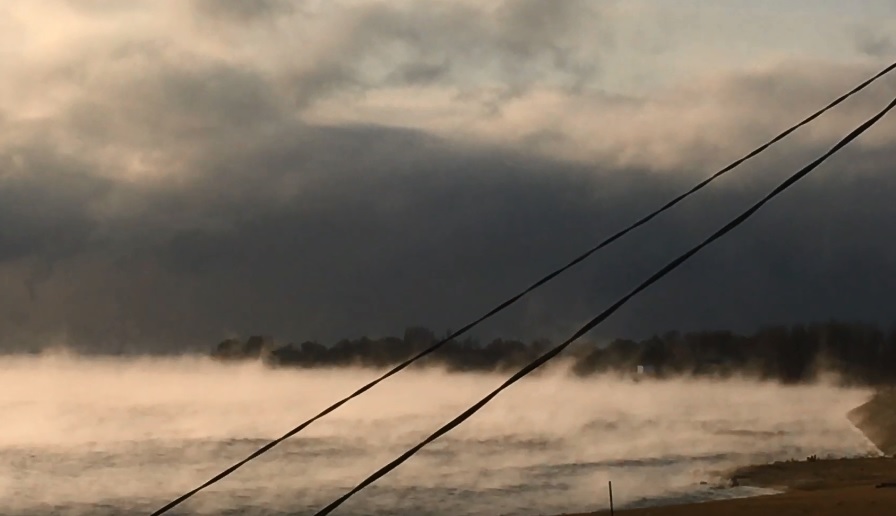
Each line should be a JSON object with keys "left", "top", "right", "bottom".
{"left": 0, "top": 356, "right": 878, "bottom": 514}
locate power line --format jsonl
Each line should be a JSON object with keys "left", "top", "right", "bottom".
{"left": 149, "top": 61, "right": 896, "bottom": 516}
{"left": 311, "top": 94, "right": 896, "bottom": 516}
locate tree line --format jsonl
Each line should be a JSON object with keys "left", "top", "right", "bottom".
{"left": 211, "top": 321, "right": 896, "bottom": 385}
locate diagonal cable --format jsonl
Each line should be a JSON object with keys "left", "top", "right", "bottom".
{"left": 150, "top": 61, "right": 896, "bottom": 516}
{"left": 311, "top": 94, "right": 896, "bottom": 516}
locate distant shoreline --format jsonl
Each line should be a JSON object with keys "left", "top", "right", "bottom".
{"left": 210, "top": 321, "right": 896, "bottom": 387}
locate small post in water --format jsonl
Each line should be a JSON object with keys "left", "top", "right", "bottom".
{"left": 608, "top": 480, "right": 614, "bottom": 515}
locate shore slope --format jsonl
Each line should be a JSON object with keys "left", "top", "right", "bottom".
{"left": 567, "top": 457, "right": 896, "bottom": 516}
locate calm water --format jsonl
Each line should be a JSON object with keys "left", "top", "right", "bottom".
{"left": 0, "top": 356, "right": 878, "bottom": 515}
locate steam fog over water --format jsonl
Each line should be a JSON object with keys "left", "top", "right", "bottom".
{"left": 1, "top": 356, "right": 879, "bottom": 515}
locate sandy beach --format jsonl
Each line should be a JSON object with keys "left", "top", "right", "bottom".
{"left": 568, "top": 457, "right": 896, "bottom": 515}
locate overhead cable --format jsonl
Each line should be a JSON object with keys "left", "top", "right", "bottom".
{"left": 311, "top": 93, "right": 896, "bottom": 516}
{"left": 150, "top": 61, "right": 896, "bottom": 516}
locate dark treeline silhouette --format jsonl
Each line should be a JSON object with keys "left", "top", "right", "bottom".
{"left": 211, "top": 321, "right": 896, "bottom": 385}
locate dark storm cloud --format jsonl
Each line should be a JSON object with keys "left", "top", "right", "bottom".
{"left": 3, "top": 116, "right": 896, "bottom": 352}
{"left": 2, "top": 2, "right": 896, "bottom": 353}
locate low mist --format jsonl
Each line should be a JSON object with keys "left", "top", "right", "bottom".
{"left": 0, "top": 355, "right": 878, "bottom": 515}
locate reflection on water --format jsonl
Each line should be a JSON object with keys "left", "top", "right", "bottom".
{"left": 0, "top": 355, "right": 878, "bottom": 515}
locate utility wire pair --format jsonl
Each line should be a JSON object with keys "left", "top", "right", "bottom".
{"left": 151, "top": 61, "right": 896, "bottom": 516}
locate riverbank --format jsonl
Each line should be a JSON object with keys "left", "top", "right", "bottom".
{"left": 568, "top": 456, "right": 896, "bottom": 515}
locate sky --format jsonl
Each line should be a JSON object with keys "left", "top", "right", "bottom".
{"left": 1, "top": 0, "right": 896, "bottom": 352}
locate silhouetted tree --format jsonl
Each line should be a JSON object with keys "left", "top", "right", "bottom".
{"left": 211, "top": 321, "right": 896, "bottom": 386}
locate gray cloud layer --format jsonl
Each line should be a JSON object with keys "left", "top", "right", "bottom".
{"left": 1, "top": 1, "right": 895, "bottom": 352}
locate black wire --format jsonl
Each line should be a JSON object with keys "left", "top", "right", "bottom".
{"left": 149, "top": 61, "right": 896, "bottom": 516}
{"left": 312, "top": 95, "right": 896, "bottom": 516}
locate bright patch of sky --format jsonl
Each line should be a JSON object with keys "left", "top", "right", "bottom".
{"left": 600, "top": 0, "right": 896, "bottom": 95}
